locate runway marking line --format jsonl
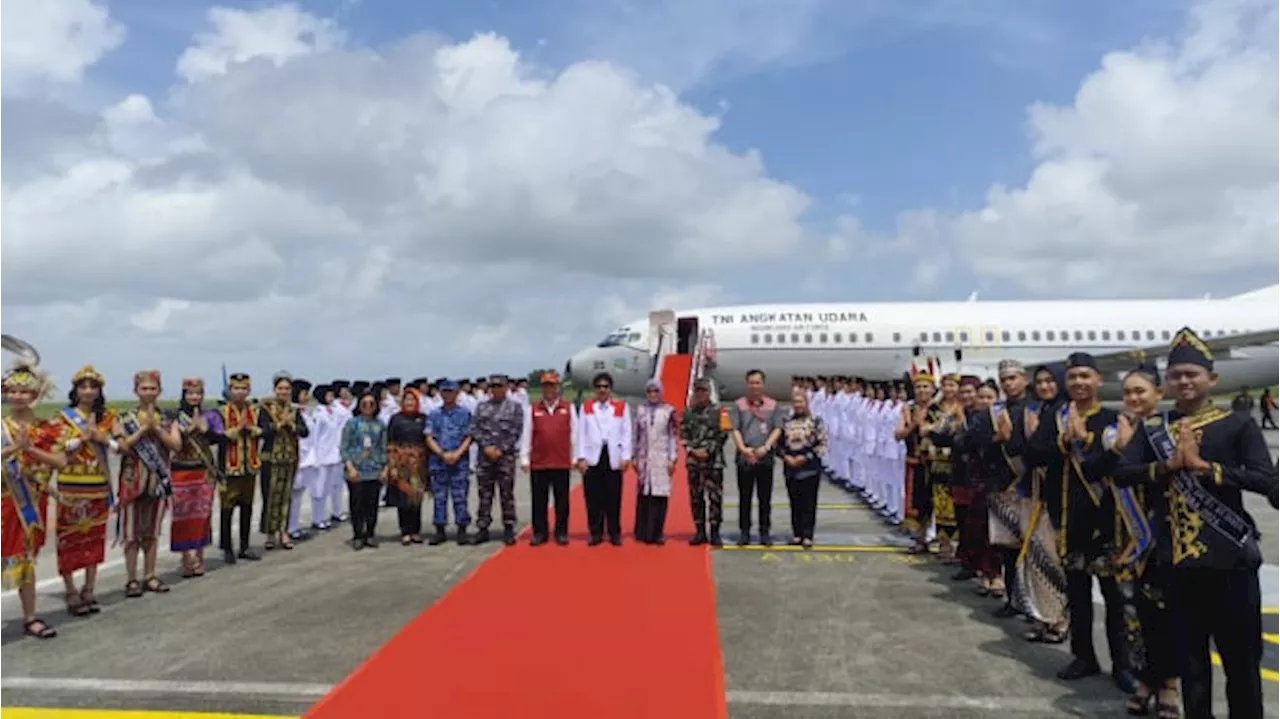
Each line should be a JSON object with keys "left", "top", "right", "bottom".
{"left": 0, "top": 706, "right": 290, "bottom": 711}
{"left": 1209, "top": 652, "right": 1280, "bottom": 683}
{"left": 719, "top": 544, "right": 903, "bottom": 553}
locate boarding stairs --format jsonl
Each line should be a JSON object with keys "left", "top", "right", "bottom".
{"left": 647, "top": 315, "right": 718, "bottom": 412}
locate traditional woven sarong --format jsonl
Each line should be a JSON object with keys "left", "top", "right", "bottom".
{"left": 263, "top": 460, "right": 296, "bottom": 534}
{"left": 55, "top": 478, "right": 111, "bottom": 575}
{"left": 1015, "top": 481, "right": 1068, "bottom": 625}
{"left": 931, "top": 482, "right": 956, "bottom": 540}
{"left": 170, "top": 466, "right": 214, "bottom": 551}
{"left": 1, "top": 488, "right": 49, "bottom": 590}
{"left": 388, "top": 444, "right": 427, "bottom": 507}
{"left": 987, "top": 489, "right": 1023, "bottom": 549}
{"left": 119, "top": 496, "right": 167, "bottom": 544}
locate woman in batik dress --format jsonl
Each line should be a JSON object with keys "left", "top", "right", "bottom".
{"left": 779, "top": 390, "right": 827, "bottom": 548}
{"left": 388, "top": 389, "right": 429, "bottom": 545}
{"left": 2, "top": 355, "right": 67, "bottom": 638}
{"left": 632, "top": 379, "right": 678, "bottom": 544}
{"left": 117, "top": 369, "right": 182, "bottom": 597}
{"left": 1017, "top": 364, "right": 1069, "bottom": 645}
{"left": 260, "top": 372, "right": 309, "bottom": 550}
{"left": 170, "top": 377, "right": 224, "bottom": 577}
{"left": 55, "top": 365, "right": 119, "bottom": 617}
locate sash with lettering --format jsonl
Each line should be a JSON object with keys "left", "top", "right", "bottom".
{"left": 175, "top": 410, "right": 224, "bottom": 485}
{"left": 1145, "top": 412, "right": 1261, "bottom": 570}
{"left": 60, "top": 407, "right": 115, "bottom": 508}
{"left": 1059, "top": 404, "right": 1153, "bottom": 568}
{"left": 1, "top": 422, "right": 43, "bottom": 538}
{"left": 121, "top": 410, "right": 173, "bottom": 498}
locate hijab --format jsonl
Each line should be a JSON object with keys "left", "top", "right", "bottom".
{"left": 645, "top": 378, "right": 664, "bottom": 407}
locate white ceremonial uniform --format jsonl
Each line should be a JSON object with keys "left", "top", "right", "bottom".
{"left": 575, "top": 399, "right": 633, "bottom": 469}
{"left": 862, "top": 399, "right": 882, "bottom": 507}
{"left": 876, "top": 401, "right": 901, "bottom": 522}
{"left": 846, "top": 392, "right": 866, "bottom": 492}
{"left": 317, "top": 400, "right": 351, "bottom": 522}
{"left": 289, "top": 406, "right": 320, "bottom": 535}
{"left": 891, "top": 400, "right": 908, "bottom": 523}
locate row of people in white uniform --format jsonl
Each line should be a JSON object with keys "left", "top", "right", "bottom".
{"left": 282, "top": 377, "right": 530, "bottom": 539}
{"left": 800, "top": 377, "right": 935, "bottom": 541}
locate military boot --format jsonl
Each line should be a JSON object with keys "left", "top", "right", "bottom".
{"left": 428, "top": 525, "right": 448, "bottom": 546}
{"left": 689, "top": 525, "right": 707, "bottom": 546}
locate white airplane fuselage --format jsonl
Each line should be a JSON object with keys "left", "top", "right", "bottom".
{"left": 566, "top": 288, "right": 1280, "bottom": 401}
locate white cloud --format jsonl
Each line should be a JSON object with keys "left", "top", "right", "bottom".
{"left": 2, "top": 2, "right": 814, "bottom": 390}
{"left": 886, "top": 0, "right": 1278, "bottom": 296}
{"left": 1, "top": 0, "right": 125, "bottom": 91}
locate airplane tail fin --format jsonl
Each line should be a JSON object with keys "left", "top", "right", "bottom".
{"left": 1229, "top": 285, "right": 1279, "bottom": 303}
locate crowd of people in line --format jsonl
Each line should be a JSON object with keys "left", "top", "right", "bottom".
{"left": 1, "top": 327, "right": 1276, "bottom": 719}
{"left": 788, "top": 329, "right": 1278, "bottom": 719}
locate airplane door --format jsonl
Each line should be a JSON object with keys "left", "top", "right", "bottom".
{"left": 677, "top": 316, "right": 699, "bottom": 355}
{"left": 648, "top": 310, "right": 676, "bottom": 357}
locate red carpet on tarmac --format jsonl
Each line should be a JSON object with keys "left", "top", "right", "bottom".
{"left": 307, "top": 356, "right": 727, "bottom": 719}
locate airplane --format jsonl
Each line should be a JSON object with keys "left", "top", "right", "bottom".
{"left": 565, "top": 285, "right": 1280, "bottom": 401}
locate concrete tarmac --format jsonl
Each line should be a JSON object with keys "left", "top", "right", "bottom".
{"left": 2, "top": 438, "right": 1278, "bottom": 718}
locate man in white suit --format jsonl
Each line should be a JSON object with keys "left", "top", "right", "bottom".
{"left": 574, "top": 372, "right": 632, "bottom": 546}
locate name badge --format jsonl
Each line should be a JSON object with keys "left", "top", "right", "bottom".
{"left": 362, "top": 435, "right": 372, "bottom": 449}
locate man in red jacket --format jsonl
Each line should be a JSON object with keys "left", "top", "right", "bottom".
{"left": 519, "top": 371, "right": 577, "bottom": 546}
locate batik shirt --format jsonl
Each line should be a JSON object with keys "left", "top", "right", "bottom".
{"left": 470, "top": 398, "right": 524, "bottom": 467}
{"left": 681, "top": 402, "right": 727, "bottom": 469}
{"left": 427, "top": 404, "right": 472, "bottom": 472}
{"left": 340, "top": 416, "right": 387, "bottom": 482}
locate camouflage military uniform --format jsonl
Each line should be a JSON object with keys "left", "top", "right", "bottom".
{"left": 681, "top": 399, "right": 728, "bottom": 538}
{"left": 470, "top": 396, "right": 524, "bottom": 535}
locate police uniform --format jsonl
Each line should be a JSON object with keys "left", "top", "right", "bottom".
{"left": 469, "top": 373, "right": 524, "bottom": 545}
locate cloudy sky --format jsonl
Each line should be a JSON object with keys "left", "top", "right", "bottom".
{"left": 3, "top": 0, "right": 1276, "bottom": 394}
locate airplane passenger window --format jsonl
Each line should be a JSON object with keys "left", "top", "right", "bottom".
{"left": 920, "top": 331, "right": 929, "bottom": 343}
{"left": 849, "top": 333, "right": 858, "bottom": 343}
{"left": 945, "top": 331, "right": 954, "bottom": 343}
{"left": 865, "top": 333, "right": 873, "bottom": 343}
{"left": 1074, "top": 331, "right": 1083, "bottom": 341}
{"left": 893, "top": 332, "right": 901, "bottom": 343}
{"left": 959, "top": 331, "right": 969, "bottom": 343}
{"left": 1031, "top": 331, "right": 1041, "bottom": 341}
{"left": 1002, "top": 331, "right": 1011, "bottom": 342}
{"left": 629, "top": 333, "right": 641, "bottom": 342}
{"left": 1146, "top": 330, "right": 1155, "bottom": 340}
{"left": 1046, "top": 330, "right": 1055, "bottom": 341}
{"left": 777, "top": 333, "right": 786, "bottom": 344}
{"left": 985, "top": 331, "right": 994, "bottom": 342}
{"left": 834, "top": 333, "right": 843, "bottom": 342}
{"left": 1017, "top": 331, "right": 1027, "bottom": 341}
{"left": 791, "top": 333, "right": 800, "bottom": 344}
{"left": 1161, "top": 330, "right": 1170, "bottom": 340}
{"left": 764, "top": 333, "right": 773, "bottom": 344}
{"left": 1101, "top": 330, "right": 1111, "bottom": 341}
{"left": 1117, "top": 330, "right": 1126, "bottom": 341}
{"left": 819, "top": 333, "right": 828, "bottom": 343}
{"left": 1087, "top": 331, "right": 1097, "bottom": 341}
{"left": 932, "top": 332, "right": 942, "bottom": 343}
{"left": 751, "top": 333, "right": 759, "bottom": 344}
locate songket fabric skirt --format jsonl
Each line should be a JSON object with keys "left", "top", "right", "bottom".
{"left": 55, "top": 477, "right": 111, "bottom": 575}
{"left": 261, "top": 460, "right": 297, "bottom": 534}
{"left": 1, "top": 485, "right": 49, "bottom": 590}
{"left": 118, "top": 495, "right": 168, "bottom": 544}
{"left": 170, "top": 466, "right": 214, "bottom": 551}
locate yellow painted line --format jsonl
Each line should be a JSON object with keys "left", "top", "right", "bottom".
{"left": 1209, "top": 653, "right": 1279, "bottom": 683}
{"left": 1264, "top": 607, "right": 1279, "bottom": 616}
{"left": 723, "top": 502, "right": 862, "bottom": 509}
{"left": 0, "top": 706, "right": 291, "bottom": 711}
{"left": 719, "top": 544, "right": 902, "bottom": 553}
{"left": 1265, "top": 632, "right": 1278, "bottom": 645}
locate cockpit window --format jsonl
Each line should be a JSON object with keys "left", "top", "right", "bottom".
{"left": 597, "top": 331, "right": 642, "bottom": 348}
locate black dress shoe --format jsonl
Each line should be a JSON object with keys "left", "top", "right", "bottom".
{"left": 1112, "top": 668, "right": 1139, "bottom": 695}
{"left": 993, "top": 604, "right": 1020, "bottom": 619}
{"left": 456, "top": 528, "right": 469, "bottom": 546}
{"left": 223, "top": 549, "right": 237, "bottom": 565}
{"left": 364, "top": 537, "right": 379, "bottom": 549}
{"left": 530, "top": 534, "right": 548, "bottom": 547}
{"left": 609, "top": 535, "right": 623, "bottom": 546}
{"left": 736, "top": 535, "right": 750, "bottom": 547}
{"left": 689, "top": 528, "right": 707, "bottom": 546}
{"left": 1056, "top": 658, "right": 1101, "bottom": 681}
{"left": 238, "top": 547, "right": 261, "bottom": 561}
{"left": 709, "top": 528, "right": 723, "bottom": 547}
{"left": 588, "top": 536, "right": 603, "bottom": 547}
{"left": 760, "top": 534, "right": 773, "bottom": 547}
{"left": 554, "top": 532, "right": 569, "bottom": 546}
{"left": 502, "top": 527, "right": 517, "bottom": 546}
{"left": 472, "top": 528, "right": 491, "bottom": 545}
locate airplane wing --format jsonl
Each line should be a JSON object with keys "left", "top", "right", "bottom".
{"left": 1091, "top": 329, "right": 1280, "bottom": 377}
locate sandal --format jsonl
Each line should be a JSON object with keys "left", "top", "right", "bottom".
{"left": 23, "top": 617, "right": 57, "bottom": 639}
{"left": 125, "top": 580, "right": 144, "bottom": 598}
{"left": 1156, "top": 687, "right": 1180, "bottom": 719}
{"left": 144, "top": 577, "right": 170, "bottom": 594}
{"left": 280, "top": 538, "right": 294, "bottom": 550}
{"left": 264, "top": 538, "right": 276, "bottom": 551}
{"left": 1024, "top": 625, "right": 1068, "bottom": 644}
{"left": 80, "top": 588, "right": 101, "bottom": 613}
{"left": 65, "top": 591, "right": 92, "bottom": 617}
{"left": 990, "top": 584, "right": 1006, "bottom": 600}
{"left": 192, "top": 557, "right": 205, "bottom": 577}
{"left": 1126, "top": 688, "right": 1154, "bottom": 715}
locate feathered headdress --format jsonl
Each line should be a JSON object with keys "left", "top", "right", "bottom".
{"left": 1, "top": 335, "right": 55, "bottom": 400}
